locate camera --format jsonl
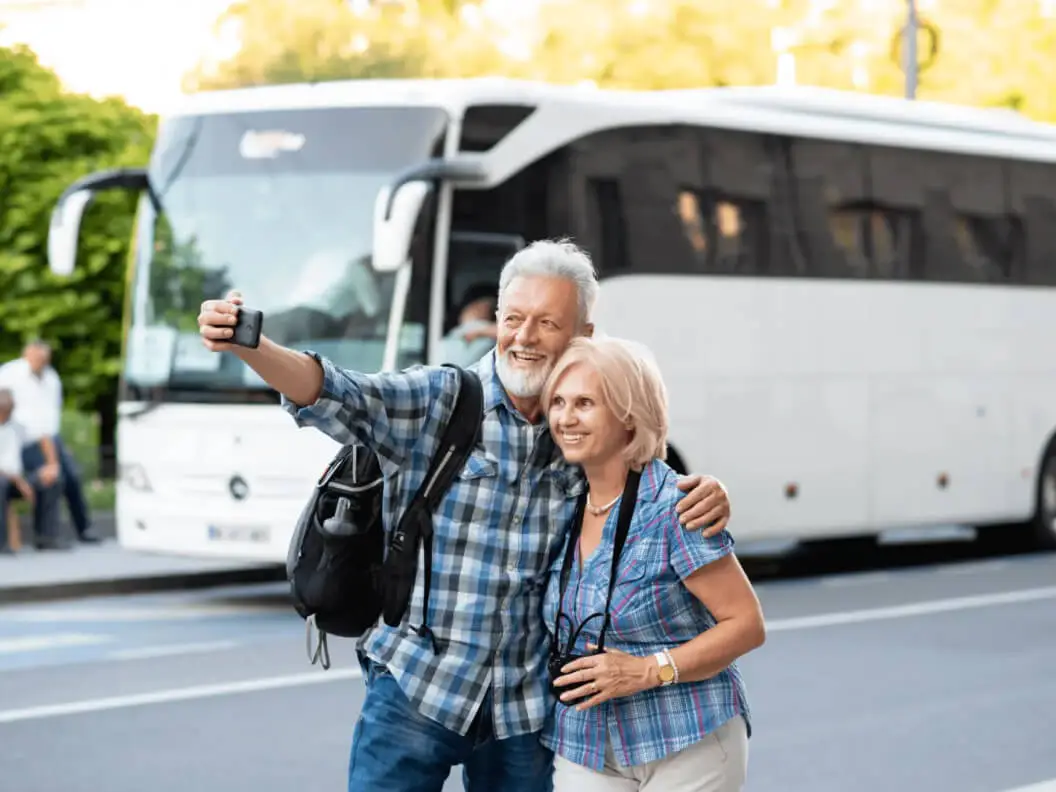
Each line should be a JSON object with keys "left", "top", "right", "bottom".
{"left": 547, "top": 649, "right": 599, "bottom": 700}
{"left": 231, "top": 306, "right": 263, "bottom": 349}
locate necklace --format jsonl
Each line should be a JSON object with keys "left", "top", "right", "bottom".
{"left": 586, "top": 493, "right": 621, "bottom": 516}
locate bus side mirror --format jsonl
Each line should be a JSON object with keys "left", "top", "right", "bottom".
{"left": 372, "top": 180, "right": 433, "bottom": 274}
{"left": 48, "top": 190, "right": 95, "bottom": 277}
{"left": 47, "top": 167, "right": 151, "bottom": 277}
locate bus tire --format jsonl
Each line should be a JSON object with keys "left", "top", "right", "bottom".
{"left": 988, "top": 438, "right": 1056, "bottom": 552}
{"left": 1029, "top": 442, "right": 1056, "bottom": 551}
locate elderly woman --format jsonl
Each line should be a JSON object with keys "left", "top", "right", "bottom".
{"left": 540, "top": 336, "right": 765, "bottom": 791}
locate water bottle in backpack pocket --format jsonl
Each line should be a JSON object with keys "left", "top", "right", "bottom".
{"left": 286, "top": 365, "right": 483, "bottom": 669}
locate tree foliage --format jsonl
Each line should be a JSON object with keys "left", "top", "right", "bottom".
{"left": 185, "top": 0, "right": 1056, "bottom": 123}
{"left": 0, "top": 44, "right": 156, "bottom": 413}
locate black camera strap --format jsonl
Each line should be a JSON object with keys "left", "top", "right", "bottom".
{"left": 553, "top": 468, "right": 642, "bottom": 653}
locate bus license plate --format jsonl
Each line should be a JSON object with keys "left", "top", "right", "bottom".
{"left": 207, "top": 524, "right": 271, "bottom": 544}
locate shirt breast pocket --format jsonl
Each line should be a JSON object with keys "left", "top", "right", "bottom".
{"left": 449, "top": 449, "right": 501, "bottom": 526}
{"left": 608, "top": 557, "right": 661, "bottom": 645}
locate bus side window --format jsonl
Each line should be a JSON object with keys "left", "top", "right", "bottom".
{"left": 697, "top": 129, "right": 773, "bottom": 276}
{"left": 954, "top": 214, "right": 1023, "bottom": 284}
{"left": 589, "top": 178, "right": 629, "bottom": 273}
{"left": 675, "top": 190, "right": 768, "bottom": 276}
{"left": 830, "top": 204, "right": 918, "bottom": 280}
{"left": 921, "top": 191, "right": 985, "bottom": 282}
{"left": 787, "top": 139, "right": 867, "bottom": 279}
{"left": 1009, "top": 160, "right": 1056, "bottom": 287}
{"left": 1022, "top": 195, "right": 1056, "bottom": 286}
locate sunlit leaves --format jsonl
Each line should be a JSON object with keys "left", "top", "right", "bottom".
{"left": 186, "top": 0, "right": 1056, "bottom": 124}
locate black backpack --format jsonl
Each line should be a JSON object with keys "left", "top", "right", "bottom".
{"left": 286, "top": 366, "right": 483, "bottom": 669}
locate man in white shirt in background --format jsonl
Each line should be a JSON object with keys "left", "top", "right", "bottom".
{"left": 0, "top": 340, "right": 100, "bottom": 547}
{"left": 0, "top": 388, "right": 63, "bottom": 553}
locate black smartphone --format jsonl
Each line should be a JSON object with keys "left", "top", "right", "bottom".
{"left": 231, "top": 307, "right": 263, "bottom": 349}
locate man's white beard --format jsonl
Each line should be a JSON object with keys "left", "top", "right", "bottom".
{"left": 496, "top": 349, "right": 553, "bottom": 398}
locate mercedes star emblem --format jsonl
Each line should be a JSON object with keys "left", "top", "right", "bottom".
{"left": 229, "top": 475, "right": 249, "bottom": 501}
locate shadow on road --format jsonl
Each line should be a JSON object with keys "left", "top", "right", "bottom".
{"left": 194, "top": 528, "right": 1054, "bottom": 613}
{"left": 741, "top": 529, "right": 1050, "bottom": 582}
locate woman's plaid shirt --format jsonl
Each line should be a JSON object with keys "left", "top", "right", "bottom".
{"left": 282, "top": 350, "right": 584, "bottom": 739}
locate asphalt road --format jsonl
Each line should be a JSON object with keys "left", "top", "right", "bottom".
{"left": 1, "top": 545, "right": 1055, "bottom": 792}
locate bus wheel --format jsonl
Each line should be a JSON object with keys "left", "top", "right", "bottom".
{"left": 1032, "top": 447, "right": 1056, "bottom": 550}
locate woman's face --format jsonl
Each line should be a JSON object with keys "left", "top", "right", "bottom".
{"left": 548, "top": 363, "right": 630, "bottom": 467}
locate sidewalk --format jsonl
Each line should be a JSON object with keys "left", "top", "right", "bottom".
{"left": 1, "top": 513, "right": 284, "bottom": 605}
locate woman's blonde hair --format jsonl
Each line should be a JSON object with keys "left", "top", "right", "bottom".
{"left": 542, "top": 336, "right": 668, "bottom": 468}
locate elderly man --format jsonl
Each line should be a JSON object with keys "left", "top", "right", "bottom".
{"left": 197, "top": 239, "right": 732, "bottom": 792}
{"left": 0, "top": 389, "right": 63, "bottom": 553}
{"left": 0, "top": 340, "right": 100, "bottom": 545}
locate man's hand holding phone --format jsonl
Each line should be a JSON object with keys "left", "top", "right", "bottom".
{"left": 198, "top": 290, "right": 263, "bottom": 352}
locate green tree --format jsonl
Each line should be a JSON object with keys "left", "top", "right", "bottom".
{"left": 0, "top": 44, "right": 156, "bottom": 475}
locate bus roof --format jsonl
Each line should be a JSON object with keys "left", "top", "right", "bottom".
{"left": 170, "top": 78, "right": 1056, "bottom": 164}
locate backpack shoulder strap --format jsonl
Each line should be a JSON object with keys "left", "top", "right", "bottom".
{"left": 385, "top": 364, "right": 484, "bottom": 650}
{"left": 417, "top": 364, "right": 484, "bottom": 509}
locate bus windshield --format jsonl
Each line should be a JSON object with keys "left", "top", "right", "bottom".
{"left": 124, "top": 105, "right": 447, "bottom": 400}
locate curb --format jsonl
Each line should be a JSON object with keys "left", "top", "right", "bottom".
{"left": 0, "top": 564, "right": 286, "bottom": 606}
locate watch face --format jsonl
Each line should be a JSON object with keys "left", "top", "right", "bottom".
{"left": 659, "top": 664, "right": 676, "bottom": 683}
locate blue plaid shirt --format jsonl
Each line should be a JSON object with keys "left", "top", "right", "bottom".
{"left": 541, "top": 458, "right": 751, "bottom": 771}
{"left": 282, "top": 350, "right": 584, "bottom": 738}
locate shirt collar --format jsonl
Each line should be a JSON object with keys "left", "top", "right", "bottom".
{"left": 637, "top": 458, "right": 670, "bottom": 502}
{"left": 472, "top": 349, "right": 506, "bottom": 416}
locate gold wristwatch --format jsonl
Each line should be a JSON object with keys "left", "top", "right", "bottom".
{"left": 653, "top": 651, "right": 677, "bottom": 686}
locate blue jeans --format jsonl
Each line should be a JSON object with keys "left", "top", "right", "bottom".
{"left": 349, "top": 656, "right": 554, "bottom": 792}
{"left": 54, "top": 436, "right": 90, "bottom": 536}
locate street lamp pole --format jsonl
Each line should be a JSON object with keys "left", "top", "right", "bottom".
{"left": 904, "top": 0, "right": 918, "bottom": 98}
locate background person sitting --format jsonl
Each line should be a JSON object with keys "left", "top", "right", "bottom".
{"left": 0, "top": 388, "right": 64, "bottom": 553}
{"left": 0, "top": 340, "right": 99, "bottom": 544}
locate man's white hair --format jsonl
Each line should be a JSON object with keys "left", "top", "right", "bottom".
{"left": 497, "top": 238, "right": 599, "bottom": 327}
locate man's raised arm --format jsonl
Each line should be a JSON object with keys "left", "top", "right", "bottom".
{"left": 198, "top": 291, "right": 323, "bottom": 406}
{"left": 197, "top": 290, "right": 454, "bottom": 473}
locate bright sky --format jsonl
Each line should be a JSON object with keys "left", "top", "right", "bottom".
{"left": 0, "top": 0, "right": 546, "bottom": 114}
{"left": 0, "top": 0, "right": 235, "bottom": 113}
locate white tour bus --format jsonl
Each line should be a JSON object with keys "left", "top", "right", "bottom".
{"left": 46, "top": 78, "right": 1056, "bottom": 560}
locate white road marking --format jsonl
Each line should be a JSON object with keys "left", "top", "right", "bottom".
{"left": 108, "top": 640, "right": 240, "bottom": 661}
{"left": 998, "top": 780, "right": 1056, "bottom": 792}
{"left": 2, "top": 604, "right": 284, "bottom": 623}
{"left": 768, "top": 585, "right": 1056, "bottom": 632}
{"left": 0, "top": 634, "right": 110, "bottom": 655}
{"left": 0, "top": 668, "right": 363, "bottom": 724}
{"left": 1, "top": 579, "right": 1053, "bottom": 723}
{"left": 820, "top": 571, "right": 891, "bottom": 587}
{"left": 938, "top": 560, "right": 1008, "bottom": 576}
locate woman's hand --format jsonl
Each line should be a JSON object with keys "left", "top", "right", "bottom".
{"left": 552, "top": 645, "right": 655, "bottom": 711}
